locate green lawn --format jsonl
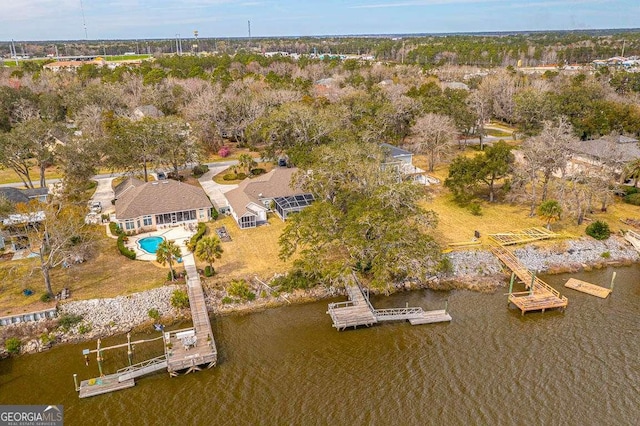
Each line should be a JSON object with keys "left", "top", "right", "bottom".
{"left": 105, "top": 54, "right": 152, "bottom": 61}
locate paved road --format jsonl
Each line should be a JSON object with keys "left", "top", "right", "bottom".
{"left": 2, "top": 159, "right": 241, "bottom": 213}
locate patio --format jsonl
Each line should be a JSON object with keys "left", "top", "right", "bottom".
{"left": 125, "top": 225, "right": 195, "bottom": 262}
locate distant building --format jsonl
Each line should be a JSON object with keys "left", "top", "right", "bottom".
{"left": 43, "top": 58, "right": 106, "bottom": 72}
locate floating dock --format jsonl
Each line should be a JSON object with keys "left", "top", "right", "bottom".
{"left": 77, "top": 253, "right": 217, "bottom": 398}
{"left": 78, "top": 374, "right": 135, "bottom": 398}
{"left": 564, "top": 278, "right": 612, "bottom": 298}
{"left": 327, "top": 274, "right": 451, "bottom": 330}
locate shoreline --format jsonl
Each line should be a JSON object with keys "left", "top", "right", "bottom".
{"left": 1, "top": 235, "right": 638, "bottom": 357}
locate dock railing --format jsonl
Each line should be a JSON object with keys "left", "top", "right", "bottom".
{"left": 117, "top": 355, "right": 167, "bottom": 375}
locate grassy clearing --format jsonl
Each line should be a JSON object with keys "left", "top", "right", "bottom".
{"left": 105, "top": 55, "right": 152, "bottom": 61}
{"left": 0, "top": 165, "right": 64, "bottom": 186}
{"left": 198, "top": 215, "right": 294, "bottom": 286}
{"left": 0, "top": 227, "right": 167, "bottom": 316}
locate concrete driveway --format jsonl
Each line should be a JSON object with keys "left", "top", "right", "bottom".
{"left": 90, "top": 177, "right": 116, "bottom": 215}
{"left": 198, "top": 161, "right": 239, "bottom": 210}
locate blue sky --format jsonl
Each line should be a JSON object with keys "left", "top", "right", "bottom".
{"left": 1, "top": 0, "right": 638, "bottom": 41}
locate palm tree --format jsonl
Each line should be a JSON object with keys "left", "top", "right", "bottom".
{"left": 538, "top": 200, "right": 562, "bottom": 230}
{"left": 156, "top": 239, "right": 182, "bottom": 281}
{"left": 195, "top": 236, "right": 223, "bottom": 274}
{"left": 624, "top": 158, "right": 640, "bottom": 187}
{"left": 238, "top": 153, "right": 256, "bottom": 175}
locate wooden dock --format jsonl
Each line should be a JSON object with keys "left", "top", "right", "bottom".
{"left": 327, "top": 275, "right": 451, "bottom": 330}
{"left": 564, "top": 278, "right": 612, "bottom": 298}
{"left": 165, "top": 254, "right": 217, "bottom": 374}
{"left": 77, "top": 254, "right": 217, "bottom": 398}
{"left": 490, "top": 245, "right": 568, "bottom": 315}
{"left": 327, "top": 282, "right": 378, "bottom": 330}
{"left": 78, "top": 374, "right": 135, "bottom": 398}
{"left": 488, "top": 227, "right": 559, "bottom": 246}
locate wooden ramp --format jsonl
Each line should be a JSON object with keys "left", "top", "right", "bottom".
{"left": 488, "top": 227, "right": 559, "bottom": 246}
{"left": 490, "top": 245, "right": 568, "bottom": 315}
{"left": 79, "top": 374, "right": 135, "bottom": 399}
{"left": 564, "top": 278, "right": 612, "bottom": 298}
{"left": 165, "top": 254, "right": 217, "bottom": 374}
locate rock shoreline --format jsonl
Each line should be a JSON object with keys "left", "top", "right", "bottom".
{"left": 2, "top": 236, "right": 638, "bottom": 357}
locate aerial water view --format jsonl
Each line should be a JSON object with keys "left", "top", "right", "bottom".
{"left": 1, "top": 1, "right": 639, "bottom": 425}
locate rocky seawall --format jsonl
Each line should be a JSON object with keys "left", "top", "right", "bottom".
{"left": 1, "top": 236, "right": 638, "bottom": 356}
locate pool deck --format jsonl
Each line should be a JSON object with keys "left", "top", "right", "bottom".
{"left": 126, "top": 226, "right": 195, "bottom": 261}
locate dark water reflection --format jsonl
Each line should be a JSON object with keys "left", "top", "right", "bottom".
{"left": 1, "top": 265, "right": 639, "bottom": 425}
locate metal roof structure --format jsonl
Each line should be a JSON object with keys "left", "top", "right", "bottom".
{"left": 273, "top": 194, "right": 315, "bottom": 220}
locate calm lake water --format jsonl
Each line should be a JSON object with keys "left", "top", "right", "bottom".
{"left": 1, "top": 265, "right": 639, "bottom": 425}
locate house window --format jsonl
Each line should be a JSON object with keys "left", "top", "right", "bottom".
{"left": 143, "top": 216, "right": 152, "bottom": 226}
{"left": 124, "top": 220, "right": 135, "bottom": 230}
{"left": 199, "top": 209, "right": 205, "bottom": 219}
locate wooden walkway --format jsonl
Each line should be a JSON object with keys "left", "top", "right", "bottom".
{"left": 488, "top": 227, "right": 559, "bottom": 246}
{"left": 164, "top": 253, "right": 217, "bottom": 374}
{"left": 327, "top": 275, "right": 451, "bottom": 330}
{"left": 490, "top": 245, "right": 568, "bottom": 315}
{"left": 565, "top": 278, "right": 612, "bottom": 298}
{"left": 78, "top": 254, "right": 218, "bottom": 398}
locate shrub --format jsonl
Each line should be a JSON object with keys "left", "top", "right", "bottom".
{"left": 148, "top": 308, "right": 160, "bottom": 321}
{"left": 168, "top": 171, "right": 185, "bottom": 181}
{"left": 250, "top": 168, "right": 266, "bottom": 176}
{"left": 469, "top": 202, "right": 482, "bottom": 216}
{"left": 109, "top": 221, "right": 122, "bottom": 236}
{"left": 58, "top": 313, "right": 83, "bottom": 331}
{"left": 221, "top": 296, "right": 234, "bottom": 304}
{"left": 171, "top": 289, "right": 190, "bottom": 309}
{"left": 223, "top": 172, "right": 246, "bottom": 181}
{"left": 117, "top": 235, "right": 137, "bottom": 260}
{"left": 211, "top": 207, "right": 219, "bottom": 220}
{"left": 601, "top": 251, "right": 611, "bottom": 259}
{"left": 78, "top": 323, "right": 92, "bottom": 334}
{"left": 624, "top": 193, "right": 640, "bottom": 206}
{"left": 187, "top": 222, "right": 207, "bottom": 251}
{"left": 40, "top": 293, "right": 51, "bottom": 303}
{"left": 40, "top": 333, "right": 55, "bottom": 346}
{"left": 586, "top": 220, "right": 611, "bottom": 240}
{"left": 226, "top": 279, "right": 256, "bottom": 301}
{"left": 204, "top": 265, "right": 214, "bottom": 277}
{"left": 218, "top": 146, "right": 230, "bottom": 157}
{"left": 271, "top": 270, "right": 310, "bottom": 292}
{"left": 167, "top": 270, "right": 176, "bottom": 281}
{"left": 192, "top": 164, "right": 209, "bottom": 178}
{"left": 5, "top": 337, "right": 21, "bottom": 354}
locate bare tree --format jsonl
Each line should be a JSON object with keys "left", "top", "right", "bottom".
{"left": 16, "top": 201, "right": 94, "bottom": 297}
{"left": 408, "top": 113, "right": 457, "bottom": 172}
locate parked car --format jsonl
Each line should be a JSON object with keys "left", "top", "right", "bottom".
{"left": 156, "top": 171, "right": 167, "bottom": 180}
{"left": 90, "top": 201, "right": 102, "bottom": 213}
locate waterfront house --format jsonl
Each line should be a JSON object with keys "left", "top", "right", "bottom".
{"left": 0, "top": 187, "right": 49, "bottom": 252}
{"left": 223, "top": 167, "right": 314, "bottom": 229}
{"left": 114, "top": 179, "right": 212, "bottom": 234}
{"left": 566, "top": 135, "right": 640, "bottom": 178}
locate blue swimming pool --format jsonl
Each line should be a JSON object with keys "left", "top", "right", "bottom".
{"left": 138, "top": 236, "right": 164, "bottom": 254}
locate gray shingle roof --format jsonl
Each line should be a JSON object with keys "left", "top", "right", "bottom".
{"left": 569, "top": 137, "right": 640, "bottom": 164}
{"left": 0, "top": 187, "right": 48, "bottom": 204}
{"left": 225, "top": 168, "right": 302, "bottom": 218}
{"left": 380, "top": 142, "right": 412, "bottom": 159}
{"left": 114, "top": 176, "right": 145, "bottom": 199}
{"left": 115, "top": 180, "right": 212, "bottom": 220}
